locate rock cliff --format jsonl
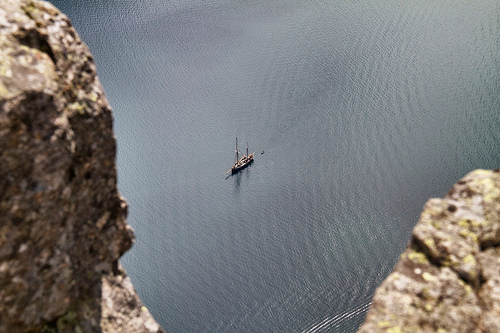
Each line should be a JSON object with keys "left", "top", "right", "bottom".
{"left": 358, "top": 169, "right": 500, "bottom": 333}
{"left": 0, "top": 0, "right": 164, "bottom": 332}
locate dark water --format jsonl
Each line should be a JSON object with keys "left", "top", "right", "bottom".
{"left": 49, "top": 0, "right": 499, "bottom": 331}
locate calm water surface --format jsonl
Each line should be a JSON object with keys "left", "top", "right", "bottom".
{"left": 50, "top": 0, "right": 499, "bottom": 331}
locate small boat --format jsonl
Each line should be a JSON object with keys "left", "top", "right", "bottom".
{"left": 226, "top": 137, "right": 254, "bottom": 174}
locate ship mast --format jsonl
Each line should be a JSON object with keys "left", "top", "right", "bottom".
{"left": 234, "top": 137, "right": 239, "bottom": 163}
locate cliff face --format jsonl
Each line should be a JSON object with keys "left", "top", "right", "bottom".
{"left": 358, "top": 169, "right": 500, "bottom": 333}
{"left": 0, "top": 0, "right": 164, "bottom": 332}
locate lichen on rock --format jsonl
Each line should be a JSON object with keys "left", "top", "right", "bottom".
{"left": 358, "top": 169, "right": 500, "bottom": 333}
{"left": 0, "top": 0, "right": 164, "bottom": 332}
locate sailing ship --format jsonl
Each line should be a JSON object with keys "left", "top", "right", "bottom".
{"left": 227, "top": 137, "right": 254, "bottom": 174}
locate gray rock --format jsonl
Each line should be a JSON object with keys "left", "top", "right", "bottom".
{"left": 0, "top": 0, "right": 164, "bottom": 332}
{"left": 358, "top": 169, "right": 500, "bottom": 333}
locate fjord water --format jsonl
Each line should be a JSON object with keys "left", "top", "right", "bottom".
{"left": 50, "top": 0, "right": 499, "bottom": 331}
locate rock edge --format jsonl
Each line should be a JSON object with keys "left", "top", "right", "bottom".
{"left": 0, "top": 0, "right": 164, "bottom": 332}
{"left": 358, "top": 169, "right": 500, "bottom": 333}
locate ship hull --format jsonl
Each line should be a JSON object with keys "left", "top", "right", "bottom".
{"left": 231, "top": 157, "right": 254, "bottom": 174}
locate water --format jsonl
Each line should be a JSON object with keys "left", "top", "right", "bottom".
{"left": 49, "top": 0, "right": 500, "bottom": 331}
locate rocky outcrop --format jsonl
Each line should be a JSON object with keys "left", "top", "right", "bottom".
{"left": 0, "top": 0, "right": 164, "bottom": 332}
{"left": 358, "top": 169, "right": 500, "bottom": 333}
